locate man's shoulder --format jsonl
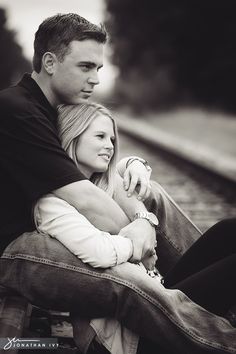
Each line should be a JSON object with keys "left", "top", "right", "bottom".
{"left": 0, "top": 83, "right": 26, "bottom": 103}
{"left": 0, "top": 84, "right": 35, "bottom": 116}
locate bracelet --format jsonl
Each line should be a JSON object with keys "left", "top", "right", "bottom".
{"left": 126, "top": 157, "right": 152, "bottom": 171}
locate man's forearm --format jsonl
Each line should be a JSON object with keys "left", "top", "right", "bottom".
{"left": 53, "top": 180, "right": 129, "bottom": 234}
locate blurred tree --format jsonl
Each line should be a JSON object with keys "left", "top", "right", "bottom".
{"left": 105, "top": 0, "right": 236, "bottom": 114}
{"left": 0, "top": 8, "right": 31, "bottom": 90}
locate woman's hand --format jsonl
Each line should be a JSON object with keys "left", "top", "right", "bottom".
{"left": 123, "top": 159, "right": 152, "bottom": 201}
{"left": 142, "top": 251, "right": 158, "bottom": 271}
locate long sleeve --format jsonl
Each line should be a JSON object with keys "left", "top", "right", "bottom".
{"left": 34, "top": 194, "right": 133, "bottom": 268}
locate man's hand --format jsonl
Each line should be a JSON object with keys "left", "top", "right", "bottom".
{"left": 123, "top": 160, "right": 152, "bottom": 201}
{"left": 119, "top": 219, "right": 156, "bottom": 263}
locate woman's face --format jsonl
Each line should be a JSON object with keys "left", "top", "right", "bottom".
{"left": 75, "top": 112, "right": 115, "bottom": 178}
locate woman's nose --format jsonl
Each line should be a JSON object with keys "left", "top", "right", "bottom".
{"left": 104, "top": 139, "right": 114, "bottom": 149}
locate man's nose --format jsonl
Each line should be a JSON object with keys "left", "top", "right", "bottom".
{"left": 88, "top": 71, "right": 100, "bottom": 86}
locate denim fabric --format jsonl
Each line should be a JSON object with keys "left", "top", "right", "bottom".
{"left": 146, "top": 181, "right": 202, "bottom": 274}
{"left": 0, "top": 182, "right": 235, "bottom": 354}
{"left": 90, "top": 318, "right": 139, "bottom": 354}
{"left": 0, "top": 286, "right": 29, "bottom": 337}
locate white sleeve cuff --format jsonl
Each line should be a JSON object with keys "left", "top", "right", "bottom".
{"left": 109, "top": 236, "right": 133, "bottom": 265}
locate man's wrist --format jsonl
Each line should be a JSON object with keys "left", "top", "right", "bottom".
{"left": 134, "top": 212, "right": 159, "bottom": 228}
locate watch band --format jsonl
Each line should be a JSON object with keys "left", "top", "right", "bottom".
{"left": 134, "top": 212, "right": 159, "bottom": 227}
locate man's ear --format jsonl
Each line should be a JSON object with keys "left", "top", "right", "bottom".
{"left": 42, "top": 52, "right": 57, "bottom": 75}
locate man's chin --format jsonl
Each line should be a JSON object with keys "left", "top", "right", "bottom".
{"left": 66, "top": 97, "right": 90, "bottom": 105}
{"left": 77, "top": 97, "right": 90, "bottom": 103}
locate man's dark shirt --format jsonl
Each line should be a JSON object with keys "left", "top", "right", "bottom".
{"left": 0, "top": 74, "right": 85, "bottom": 254}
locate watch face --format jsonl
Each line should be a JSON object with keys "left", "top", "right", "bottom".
{"left": 148, "top": 213, "right": 159, "bottom": 226}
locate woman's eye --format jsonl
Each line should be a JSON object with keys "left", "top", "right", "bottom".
{"left": 96, "top": 134, "right": 104, "bottom": 139}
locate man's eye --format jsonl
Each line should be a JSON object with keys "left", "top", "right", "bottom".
{"left": 96, "top": 134, "right": 104, "bottom": 138}
{"left": 79, "top": 65, "right": 91, "bottom": 72}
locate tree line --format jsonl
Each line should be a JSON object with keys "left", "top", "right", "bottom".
{"left": 105, "top": 0, "right": 236, "bottom": 114}
{"left": 0, "top": 8, "right": 31, "bottom": 90}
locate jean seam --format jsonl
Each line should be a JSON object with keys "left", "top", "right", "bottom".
{"left": 1, "top": 253, "right": 235, "bottom": 352}
{"left": 157, "top": 227, "right": 183, "bottom": 254}
{"left": 160, "top": 185, "right": 202, "bottom": 235}
{"left": 156, "top": 185, "right": 202, "bottom": 255}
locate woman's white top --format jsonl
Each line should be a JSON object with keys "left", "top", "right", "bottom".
{"left": 34, "top": 193, "right": 133, "bottom": 268}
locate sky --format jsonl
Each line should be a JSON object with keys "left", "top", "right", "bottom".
{"left": 0, "top": 0, "right": 118, "bottom": 94}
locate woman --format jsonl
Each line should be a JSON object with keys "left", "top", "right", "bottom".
{"left": 34, "top": 102, "right": 159, "bottom": 354}
{"left": 35, "top": 102, "right": 158, "bottom": 272}
{"left": 34, "top": 102, "right": 236, "bottom": 354}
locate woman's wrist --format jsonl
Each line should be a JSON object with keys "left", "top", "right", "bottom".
{"left": 126, "top": 157, "right": 152, "bottom": 172}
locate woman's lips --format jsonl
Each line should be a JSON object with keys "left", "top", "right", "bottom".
{"left": 98, "top": 153, "right": 111, "bottom": 161}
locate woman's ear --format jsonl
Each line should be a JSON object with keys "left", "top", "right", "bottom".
{"left": 42, "top": 52, "right": 57, "bottom": 75}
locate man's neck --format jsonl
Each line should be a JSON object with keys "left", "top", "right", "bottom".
{"left": 31, "top": 71, "right": 57, "bottom": 108}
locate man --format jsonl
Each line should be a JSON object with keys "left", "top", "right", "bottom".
{"left": 0, "top": 13, "right": 157, "bottom": 261}
{"left": 0, "top": 13, "right": 235, "bottom": 354}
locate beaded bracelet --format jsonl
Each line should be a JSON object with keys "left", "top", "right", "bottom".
{"left": 126, "top": 157, "right": 152, "bottom": 171}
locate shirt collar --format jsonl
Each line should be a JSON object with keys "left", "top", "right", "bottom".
{"left": 18, "top": 73, "right": 57, "bottom": 122}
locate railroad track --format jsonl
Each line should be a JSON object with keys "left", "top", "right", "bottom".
{"left": 118, "top": 128, "right": 236, "bottom": 232}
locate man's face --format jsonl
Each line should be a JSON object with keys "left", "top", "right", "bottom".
{"left": 51, "top": 40, "right": 104, "bottom": 105}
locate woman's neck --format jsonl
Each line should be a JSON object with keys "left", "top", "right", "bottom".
{"left": 77, "top": 163, "right": 93, "bottom": 179}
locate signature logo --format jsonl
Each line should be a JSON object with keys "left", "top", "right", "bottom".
{"left": 4, "top": 337, "right": 40, "bottom": 350}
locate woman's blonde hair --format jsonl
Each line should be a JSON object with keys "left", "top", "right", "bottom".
{"left": 57, "top": 102, "right": 119, "bottom": 196}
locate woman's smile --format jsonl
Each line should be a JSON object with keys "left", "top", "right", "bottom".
{"left": 98, "top": 152, "right": 112, "bottom": 161}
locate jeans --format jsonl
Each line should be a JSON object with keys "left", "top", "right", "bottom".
{"left": 0, "top": 182, "right": 236, "bottom": 354}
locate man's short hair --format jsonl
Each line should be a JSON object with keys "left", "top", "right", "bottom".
{"left": 33, "top": 13, "right": 107, "bottom": 73}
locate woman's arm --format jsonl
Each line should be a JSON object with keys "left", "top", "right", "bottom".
{"left": 113, "top": 173, "right": 147, "bottom": 221}
{"left": 116, "top": 156, "right": 149, "bottom": 177}
{"left": 54, "top": 179, "right": 156, "bottom": 264}
{"left": 53, "top": 157, "right": 152, "bottom": 236}
{"left": 34, "top": 194, "right": 133, "bottom": 268}
{"left": 114, "top": 174, "right": 157, "bottom": 264}
{"left": 116, "top": 156, "right": 152, "bottom": 201}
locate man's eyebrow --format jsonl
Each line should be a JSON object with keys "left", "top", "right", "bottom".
{"left": 79, "top": 61, "right": 103, "bottom": 69}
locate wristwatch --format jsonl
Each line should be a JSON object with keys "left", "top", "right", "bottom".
{"left": 134, "top": 212, "right": 159, "bottom": 227}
